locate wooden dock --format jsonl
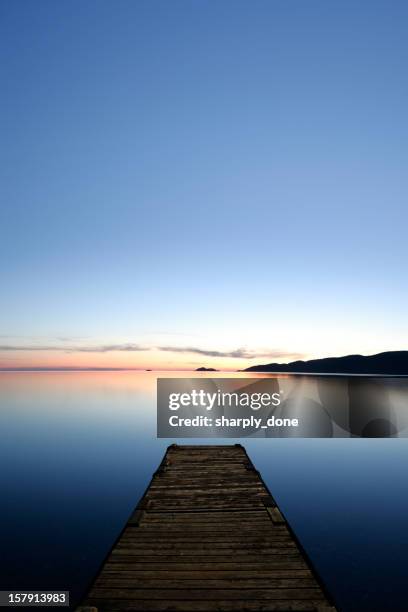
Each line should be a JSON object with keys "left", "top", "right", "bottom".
{"left": 78, "top": 445, "right": 336, "bottom": 611}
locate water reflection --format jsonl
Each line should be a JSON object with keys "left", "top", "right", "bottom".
{"left": 0, "top": 372, "right": 407, "bottom": 611}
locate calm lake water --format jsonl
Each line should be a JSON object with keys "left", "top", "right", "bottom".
{"left": 0, "top": 371, "right": 407, "bottom": 611}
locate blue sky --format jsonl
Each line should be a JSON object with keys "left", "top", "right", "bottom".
{"left": 1, "top": 1, "right": 407, "bottom": 369}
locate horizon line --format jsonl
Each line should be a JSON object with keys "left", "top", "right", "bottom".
{"left": 0, "top": 367, "right": 236, "bottom": 372}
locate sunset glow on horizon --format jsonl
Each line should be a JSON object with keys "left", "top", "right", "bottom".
{"left": 0, "top": 342, "right": 307, "bottom": 371}
{"left": 0, "top": 328, "right": 406, "bottom": 371}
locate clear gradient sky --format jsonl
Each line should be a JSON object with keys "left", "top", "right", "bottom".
{"left": 1, "top": 1, "right": 407, "bottom": 370}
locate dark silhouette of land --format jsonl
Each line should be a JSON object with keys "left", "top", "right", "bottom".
{"left": 195, "top": 366, "right": 218, "bottom": 371}
{"left": 244, "top": 351, "right": 408, "bottom": 375}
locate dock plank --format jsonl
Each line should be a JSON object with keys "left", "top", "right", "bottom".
{"left": 78, "top": 445, "right": 335, "bottom": 612}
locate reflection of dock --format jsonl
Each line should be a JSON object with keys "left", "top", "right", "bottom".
{"left": 78, "top": 445, "right": 336, "bottom": 611}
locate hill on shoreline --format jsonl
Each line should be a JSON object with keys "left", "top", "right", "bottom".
{"left": 244, "top": 351, "right": 408, "bottom": 375}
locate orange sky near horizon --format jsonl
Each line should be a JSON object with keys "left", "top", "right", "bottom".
{"left": 0, "top": 346, "right": 307, "bottom": 371}
{"left": 0, "top": 329, "right": 405, "bottom": 371}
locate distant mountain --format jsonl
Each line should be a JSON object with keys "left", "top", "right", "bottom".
{"left": 244, "top": 351, "right": 408, "bottom": 375}
{"left": 196, "top": 367, "right": 218, "bottom": 371}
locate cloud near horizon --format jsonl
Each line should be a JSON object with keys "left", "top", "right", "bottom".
{"left": 0, "top": 343, "right": 146, "bottom": 353}
{"left": 0, "top": 343, "right": 304, "bottom": 361}
{"left": 158, "top": 346, "right": 304, "bottom": 360}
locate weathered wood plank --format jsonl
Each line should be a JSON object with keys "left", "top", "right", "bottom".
{"left": 78, "top": 445, "right": 336, "bottom": 611}
{"left": 106, "top": 555, "right": 306, "bottom": 564}
{"left": 120, "top": 534, "right": 293, "bottom": 541}
{"left": 99, "top": 570, "right": 313, "bottom": 578}
{"left": 89, "top": 588, "right": 327, "bottom": 600}
{"left": 113, "top": 542, "right": 298, "bottom": 552}
{"left": 102, "top": 561, "right": 311, "bottom": 571}
{"left": 92, "top": 578, "right": 318, "bottom": 588}
{"left": 78, "top": 601, "right": 328, "bottom": 611}
{"left": 140, "top": 512, "right": 271, "bottom": 520}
